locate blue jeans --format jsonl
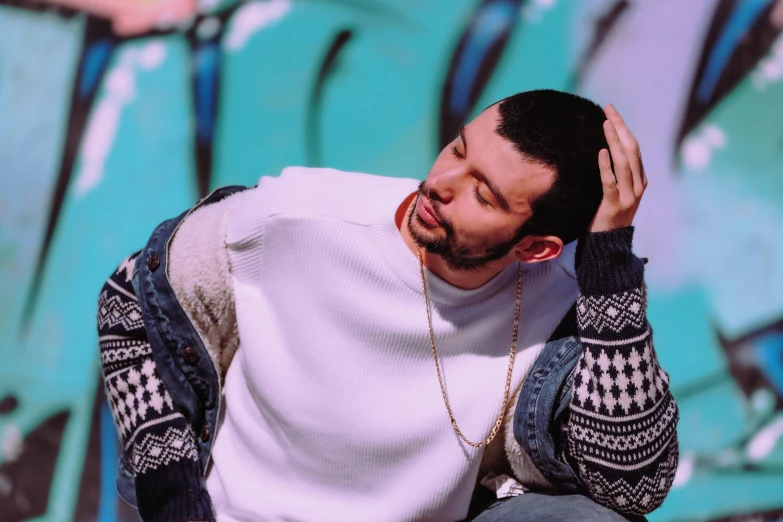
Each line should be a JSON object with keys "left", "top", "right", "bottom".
{"left": 472, "top": 493, "right": 648, "bottom": 522}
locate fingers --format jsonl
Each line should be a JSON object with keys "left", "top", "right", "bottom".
{"left": 598, "top": 148, "right": 619, "bottom": 203}
{"left": 603, "top": 119, "right": 635, "bottom": 204}
{"left": 605, "top": 105, "right": 646, "bottom": 196}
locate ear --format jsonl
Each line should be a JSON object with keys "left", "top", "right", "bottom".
{"left": 513, "top": 235, "right": 564, "bottom": 264}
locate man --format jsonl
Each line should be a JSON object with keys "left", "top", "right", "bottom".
{"left": 97, "top": 90, "right": 678, "bottom": 521}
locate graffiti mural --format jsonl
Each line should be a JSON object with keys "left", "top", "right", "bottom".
{"left": 0, "top": 0, "right": 782, "bottom": 520}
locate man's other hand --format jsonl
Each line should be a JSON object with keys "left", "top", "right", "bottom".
{"left": 589, "top": 104, "right": 647, "bottom": 233}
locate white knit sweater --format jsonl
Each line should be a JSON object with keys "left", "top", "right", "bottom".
{"left": 203, "top": 167, "right": 578, "bottom": 521}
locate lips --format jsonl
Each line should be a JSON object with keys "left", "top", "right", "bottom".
{"left": 416, "top": 196, "right": 440, "bottom": 227}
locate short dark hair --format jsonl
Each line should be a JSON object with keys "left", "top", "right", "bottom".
{"left": 496, "top": 89, "right": 608, "bottom": 245}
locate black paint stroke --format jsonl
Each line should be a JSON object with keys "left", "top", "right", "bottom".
{"left": 0, "top": 410, "right": 70, "bottom": 521}
{"left": 15, "top": 0, "right": 410, "bottom": 333}
{"left": 186, "top": 20, "right": 227, "bottom": 199}
{"left": 567, "top": 0, "right": 631, "bottom": 91}
{"left": 307, "top": 29, "right": 354, "bottom": 167}
{"left": 0, "top": 395, "right": 19, "bottom": 414}
{"left": 303, "top": 0, "right": 418, "bottom": 167}
{"left": 18, "top": 4, "right": 243, "bottom": 334}
{"left": 718, "top": 315, "right": 783, "bottom": 411}
{"left": 73, "top": 382, "right": 104, "bottom": 521}
{"left": 20, "top": 17, "right": 118, "bottom": 338}
{"left": 675, "top": 0, "right": 783, "bottom": 159}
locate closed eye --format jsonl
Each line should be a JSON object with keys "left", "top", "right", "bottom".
{"left": 474, "top": 185, "right": 490, "bottom": 206}
{"left": 451, "top": 145, "right": 465, "bottom": 160}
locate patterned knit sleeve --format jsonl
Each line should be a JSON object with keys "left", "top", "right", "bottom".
{"left": 98, "top": 252, "right": 214, "bottom": 522}
{"left": 564, "top": 227, "right": 679, "bottom": 515}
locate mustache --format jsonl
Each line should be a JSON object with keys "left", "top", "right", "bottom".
{"left": 417, "top": 182, "right": 442, "bottom": 220}
{"left": 416, "top": 182, "right": 452, "bottom": 234}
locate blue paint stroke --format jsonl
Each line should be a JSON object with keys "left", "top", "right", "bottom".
{"left": 99, "top": 401, "right": 118, "bottom": 522}
{"left": 696, "top": 0, "right": 772, "bottom": 104}
{"left": 79, "top": 40, "right": 114, "bottom": 97}
{"left": 755, "top": 332, "right": 783, "bottom": 399}
{"left": 194, "top": 43, "right": 220, "bottom": 144}
{"left": 449, "top": 0, "right": 518, "bottom": 114}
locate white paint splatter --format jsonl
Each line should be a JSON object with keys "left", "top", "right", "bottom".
{"left": 522, "top": 0, "right": 557, "bottom": 22}
{"left": 762, "top": 58, "right": 783, "bottom": 80}
{"left": 702, "top": 123, "right": 726, "bottom": 149}
{"left": 752, "top": 34, "right": 783, "bottom": 90}
{"left": 1, "top": 424, "right": 22, "bottom": 462}
{"left": 681, "top": 122, "right": 728, "bottom": 171}
{"left": 751, "top": 388, "right": 776, "bottom": 416}
{"left": 681, "top": 136, "right": 711, "bottom": 171}
{"left": 74, "top": 41, "right": 168, "bottom": 198}
{"left": 104, "top": 66, "right": 136, "bottom": 104}
{"left": 671, "top": 450, "right": 694, "bottom": 488}
{"left": 77, "top": 102, "right": 122, "bottom": 196}
{"left": 747, "top": 415, "right": 783, "bottom": 461}
{"left": 224, "top": 0, "right": 292, "bottom": 52}
{"left": 137, "top": 41, "right": 167, "bottom": 70}
{"left": 197, "top": 16, "right": 222, "bottom": 41}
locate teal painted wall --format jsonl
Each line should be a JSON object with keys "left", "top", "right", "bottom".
{"left": 1, "top": 1, "right": 782, "bottom": 520}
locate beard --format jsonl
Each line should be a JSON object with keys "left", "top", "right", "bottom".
{"left": 407, "top": 183, "right": 521, "bottom": 271}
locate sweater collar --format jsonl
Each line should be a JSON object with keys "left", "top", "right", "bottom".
{"left": 371, "top": 215, "right": 522, "bottom": 307}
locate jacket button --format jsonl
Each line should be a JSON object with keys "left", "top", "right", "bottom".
{"left": 147, "top": 253, "right": 160, "bottom": 271}
{"left": 200, "top": 426, "right": 210, "bottom": 443}
{"left": 182, "top": 346, "right": 199, "bottom": 365}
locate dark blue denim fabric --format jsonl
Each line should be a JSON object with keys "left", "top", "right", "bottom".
{"left": 117, "top": 184, "right": 587, "bottom": 508}
{"left": 117, "top": 185, "right": 247, "bottom": 506}
{"left": 513, "top": 335, "right": 584, "bottom": 494}
{"left": 471, "top": 493, "right": 647, "bottom": 522}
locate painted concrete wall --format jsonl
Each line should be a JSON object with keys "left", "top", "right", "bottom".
{"left": 1, "top": 0, "right": 782, "bottom": 520}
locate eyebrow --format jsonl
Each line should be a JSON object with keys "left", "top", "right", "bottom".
{"left": 459, "top": 126, "right": 468, "bottom": 156}
{"left": 459, "top": 125, "right": 511, "bottom": 212}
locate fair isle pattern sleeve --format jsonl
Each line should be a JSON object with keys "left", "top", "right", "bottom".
{"left": 566, "top": 227, "right": 679, "bottom": 515}
{"left": 98, "top": 253, "right": 215, "bottom": 522}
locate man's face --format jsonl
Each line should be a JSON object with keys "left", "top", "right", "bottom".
{"left": 408, "top": 105, "right": 556, "bottom": 271}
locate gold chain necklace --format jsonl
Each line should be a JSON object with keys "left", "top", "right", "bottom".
{"left": 417, "top": 249, "right": 522, "bottom": 448}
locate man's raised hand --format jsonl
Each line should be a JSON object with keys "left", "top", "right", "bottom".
{"left": 589, "top": 104, "right": 647, "bottom": 233}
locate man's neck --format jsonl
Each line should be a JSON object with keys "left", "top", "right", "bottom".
{"left": 395, "top": 194, "right": 511, "bottom": 290}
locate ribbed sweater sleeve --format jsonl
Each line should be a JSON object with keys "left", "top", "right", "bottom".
{"left": 564, "top": 227, "right": 679, "bottom": 515}
{"left": 97, "top": 253, "right": 214, "bottom": 522}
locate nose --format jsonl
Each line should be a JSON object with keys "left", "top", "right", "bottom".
{"left": 427, "top": 167, "right": 464, "bottom": 204}
{"left": 427, "top": 185, "right": 450, "bottom": 204}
